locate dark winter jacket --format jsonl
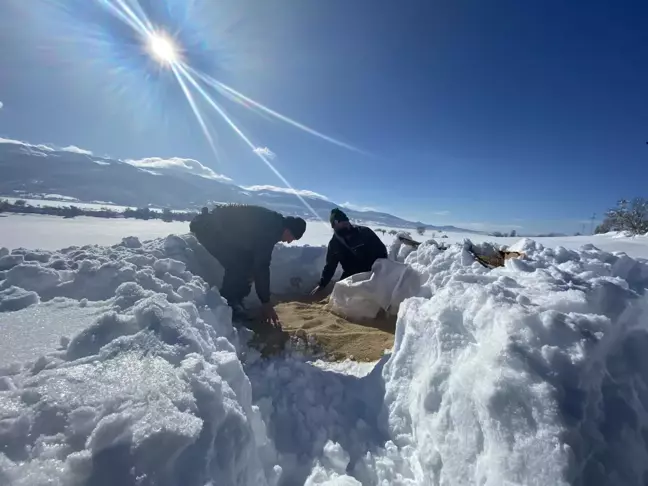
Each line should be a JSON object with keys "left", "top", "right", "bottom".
{"left": 190, "top": 204, "right": 286, "bottom": 303}
{"left": 319, "top": 225, "right": 388, "bottom": 288}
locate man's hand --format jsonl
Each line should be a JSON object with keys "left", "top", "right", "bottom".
{"left": 261, "top": 302, "right": 281, "bottom": 328}
{"left": 310, "top": 285, "right": 323, "bottom": 296}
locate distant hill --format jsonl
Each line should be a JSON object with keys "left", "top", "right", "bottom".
{"left": 0, "top": 138, "right": 477, "bottom": 232}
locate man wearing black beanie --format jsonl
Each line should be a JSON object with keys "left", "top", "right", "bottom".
{"left": 312, "top": 207, "right": 387, "bottom": 295}
{"left": 190, "top": 203, "right": 306, "bottom": 326}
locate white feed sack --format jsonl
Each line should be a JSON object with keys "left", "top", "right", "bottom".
{"left": 328, "top": 258, "right": 423, "bottom": 321}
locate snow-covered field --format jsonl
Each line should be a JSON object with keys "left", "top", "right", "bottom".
{"left": 3, "top": 213, "right": 648, "bottom": 260}
{"left": 2, "top": 215, "right": 648, "bottom": 485}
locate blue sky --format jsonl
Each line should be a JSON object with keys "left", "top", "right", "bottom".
{"left": 0, "top": 0, "right": 646, "bottom": 234}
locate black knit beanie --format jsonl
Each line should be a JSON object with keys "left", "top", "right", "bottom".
{"left": 330, "top": 208, "right": 349, "bottom": 227}
{"left": 284, "top": 216, "right": 306, "bottom": 239}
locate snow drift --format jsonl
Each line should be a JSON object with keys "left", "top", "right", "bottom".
{"left": 365, "top": 238, "right": 648, "bottom": 486}
{"left": 1, "top": 233, "right": 648, "bottom": 485}
{"left": 0, "top": 235, "right": 284, "bottom": 486}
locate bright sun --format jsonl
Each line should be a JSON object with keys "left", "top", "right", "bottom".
{"left": 147, "top": 31, "right": 179, "bottom": 66}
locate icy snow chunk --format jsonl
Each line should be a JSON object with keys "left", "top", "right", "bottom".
{"left": 304, "top": 442, "right": 361, "bottom": 485}
{"left": 153, "top": 257, "right": 186, "bottom": 276}
{"left": 0, "top": 376, "right": 16, "bottom": 391}
{"left": 125, "top": 253, "right": 156, "bottom": 268}
{"left": 164, "top": 234, "right": 189, "bottom": 253}
{"left": 322, "top": 441, "right": 351, "bottom": 473}
{"left": 22, "top": 251, "right": 51, "bottom": 263}
{"left": 0, "top": 254, "right": 24, "bottom": 271}
{"left": 2, "top": 263, "right": 60, "bottom": 293}
{"left": 0, "top": 247, "right": 8, "bottom": 258}
{"left": 163, "top": 271, "right": 187, "bottom": 289}
{"left": 121, "top": 236, "right": 142, "bottom": 248}
{"left": 0, "top": 299, "right": 102, "bottom": 367}
{"left": 305, "top": 466, "right": 361, "bottom": 486}
{"left": 508, "top": 237, "right": 545, "bottom": 255}
{"left": 65, "top": 311, "right": 139, "bottom": 361}
{"left": 113, "top": 281, "right": 154, "bottom": 309}
{"left": 0, "top": 286, "right": 39, "bottom": 312}
{"left": 47, "top": 258, "right": 69, "bottom": 270}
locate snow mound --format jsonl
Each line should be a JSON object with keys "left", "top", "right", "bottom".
{"left": 1, "top": 233, "right": 648, "bottom": 485}
{"left": 0, "top": 235, "right": 282, "bottom": 486}
{"left": 368, "top": 238, "right": 648, "bottom": 485}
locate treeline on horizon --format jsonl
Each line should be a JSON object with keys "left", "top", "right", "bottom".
{"left": 0, "top": 199, "right": 195, "bottom": 222}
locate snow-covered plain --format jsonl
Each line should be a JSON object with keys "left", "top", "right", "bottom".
{"left": 2, "top": 213, "right": 648, "bottom": 259}
{"left": 1, "top": 216, "right": 648, "bottom": 485}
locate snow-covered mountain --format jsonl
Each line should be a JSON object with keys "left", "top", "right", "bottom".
{"left": 0, "top": 138, "right": 475, "bottom": 232}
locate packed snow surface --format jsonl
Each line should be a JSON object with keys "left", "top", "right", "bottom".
{"left": 1, "top": 229, "right": 648, "bottom": 485}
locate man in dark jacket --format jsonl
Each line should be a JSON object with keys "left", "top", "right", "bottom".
{"left": 311, "top": 208, "right": 387, "bottom": 295}
{"left": 190, "top": 204, "right": 306, "bottom": 326}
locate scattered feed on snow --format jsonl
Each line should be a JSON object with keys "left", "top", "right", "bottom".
{"left": 278, "top": 298, "right": 395, "bottom": 362}
{"left": 247, "top": 295, "right": 396, "bottom": 362}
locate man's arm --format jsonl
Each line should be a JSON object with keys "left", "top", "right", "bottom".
{"left": 252, "top": 240, "right": 275, "bottom": 304}
{"left": 319, "top": 239, "right": 340, "bottom": 288}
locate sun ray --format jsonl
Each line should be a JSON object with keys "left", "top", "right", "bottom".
{"left": 113, "top": 0, "right": 151, "bottom": 35}
{"left": 170, "top": 64, "right": 219, "bottom": 162}
{"left": 120, "top": 0, "right": 154, "bottom": 32}
{"left": 176, "top": 64, "right": 326, "bottom": 224}
{"left": 95, "top": 0, "right": 145, "bottom": 35}
{"left": 184, "top": 65, "right": 371, "bottom": 157}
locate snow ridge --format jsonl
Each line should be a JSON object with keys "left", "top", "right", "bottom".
{"left": 0, "top": 236, "right": 281, "bottom": 486}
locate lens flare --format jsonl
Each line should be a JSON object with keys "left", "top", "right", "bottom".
{"left": 147, "top": 31, "right": 179, "bottom": 66}
{"left": 184, "top": 65, "right": 369, "bottom": 156}
{"left": 175, "top": 64, "right": 325, "bottom": 223}
{"left": 80, "top": 0, "right": 367, "bottom": 223}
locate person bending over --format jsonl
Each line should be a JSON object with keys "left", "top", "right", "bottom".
{"left": 190, "top": 204, "right": 306, "bottom": 326}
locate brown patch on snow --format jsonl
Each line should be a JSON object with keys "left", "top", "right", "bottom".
{"left": 245, "top": 293, "right": 396, "bottom": 362}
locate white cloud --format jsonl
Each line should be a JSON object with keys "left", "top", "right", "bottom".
{"left": 0, "top": 138, "right": 233, "bottom": 183}
{"left": 61, "top": 145, "right": 93, "bottom": 156}
{"left": 0, "top": 137, "right": 56, "bottom": 155}
{"left": 253, "top": 147, "right": 276, "bottom": 160}
{"left": 340, "top": 202, "right": 378, "bottom": 212}
{"left": 124, "top": 157, "right": 232, "bottom": 182}
{"left": 0, "top": 138, "right": 97, "bottom": 156}
{"left": 0, "top": 101, "right": 3, "bottom": 110}
{"left": 432, "top": 210, "right": 450, "bottom": 216}
{"left": 242, "top": 185, "right": 329, "bottom": 200}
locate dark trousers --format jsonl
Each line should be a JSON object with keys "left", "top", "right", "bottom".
{"left": 203, "top": 241, "right": 254, "bottom": 305}
{"left": 220, "top": 255, "right": 254, "bottom": 305}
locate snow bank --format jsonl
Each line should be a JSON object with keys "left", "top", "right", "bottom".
{"left": 366, "top": 238, "right": 648, "bottom": 485}
{"left": 0, "top": 235, "right": 283, "bottom": 485}
{"left": 2, "top": 232, "right": 648, "bottom": 485}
